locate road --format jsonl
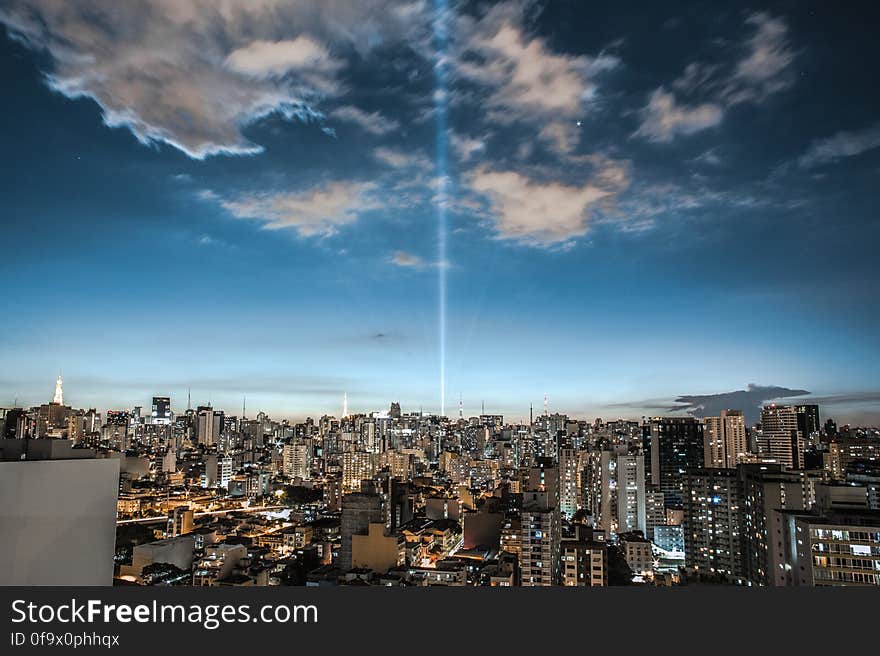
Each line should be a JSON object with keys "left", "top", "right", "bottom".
{"left": 116, "top": 505, "right": 288, "bottom": 525}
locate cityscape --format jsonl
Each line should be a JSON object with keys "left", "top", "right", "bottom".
{"left": 1, "top": 376, "right": 878, "bottom": 587}
{"left": 2, "top": 0, "right": 880, "bottom": 592}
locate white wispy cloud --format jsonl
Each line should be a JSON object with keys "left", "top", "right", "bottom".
{"left": 449, "top": 131, "right": 487, "bottom": 162}
{"left": 329, "top": 106, "right": 401, "bottom": 135}
{"left": 798, "top": 123, "right": 880, "bottom": 168}
{"left": 373, "top": 147, "right": 432, "bottom": 172}
{"left": 725, "top": 12, "right": 796, "bottom": 104}
{"left": 635, "top": 12, "right": 795, "bottom": 143}
{"left": 390, "top": 251, "right": 423, "bottom": 267}
{"left": 454, "top": 2, "right": 619, "bottom": 154}
{"left": 214, "top": 182, "right": 379, "bottom": 238}
{"left": 633, "top": 89, "right": 724, "bottom": 143}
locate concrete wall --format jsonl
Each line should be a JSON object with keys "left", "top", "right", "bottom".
{"left": 0, "top": 458, "right": 119, "bottom": 585}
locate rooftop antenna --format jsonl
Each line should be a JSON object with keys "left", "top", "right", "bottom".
{"left": 187, "top": 388, "right": 191, "bottom": 411}
{"left": 530, "top": 404, "right": 533, "bottom": 426}
{"left": 459, "top": 394, "right": 463, "bottom": 419}
{"left": 242, "top": 395, "right": 246, "bottom": 420}
{"left": 343, "top": 392, "right": 348, "bottom": 418}
{"left": 544, "top": 394, "right": 549, "bottom": 417}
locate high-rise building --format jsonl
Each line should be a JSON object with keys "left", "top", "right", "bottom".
{"left": 617, "top": 453, "right": 646, "bottom": 535}
{"left": 339, "top": 493, "right": 384, "bottom": 571}
{"left": 739, "top": 464, "right": 809, "bottom": 586}
{"left": 794, "top": 405, "right": 821, "bottom": 444}
{"left": 197, "top": 406, "right": 223, "bottom": 447}
{"left": 704, "top": 410, "right": 748, "bottom": 469}
{"left": 681, "top": 463, "right": 810, "bottom": 585}
{"left": 151, "top": 396, "right": 172, "bottom": 425}
{"left": 645, "top": 487, "right": 667, "bottom": 539}
{"left": 683, "top": 468, "right": 743, "bottom": 578}
{"left": 342, "top": 451, "right": 375, "bottom": 493}
{"left": 759, "top": 405, "right": 800, "bottom": 468}
{"left": 783, "top": 509, "right": 880, "bottom": 586}
{"left": 520, "top": 490, "right": 560, "bottom": 586}
{"left": 558, "top": 447, "right": 581, "bottom": 519}
{"left": 643, "top": 417, "right": 705, "bottom": 507}
{"left": 283, "top": 442, "right": 311, "bottom": 480}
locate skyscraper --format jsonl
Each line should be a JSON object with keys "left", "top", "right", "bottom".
{"left": 704, "top": 410, "right": 748, "bottom": 469}
{"left": 558, "top": 447, "right": 581, "bottom": 519}
{"left": 520, "top": 490, "right": 560, "bottom": 586}
{"left": 151, "top": 396, "right": 172, "bottom": 425}
{"left": 197, "top": 406, "right": 223, "bottom": 447}
{"left": 683, "top": 468, "right": 743, "bottom": 578}
{"left": 759, "top": 405, "right": 800, "bottom": 468}
{"left": 617, "top": 453, "right": 646, "bottom": 535}
{"left": 643, "top": 417, "right": 705, "bottom": 507}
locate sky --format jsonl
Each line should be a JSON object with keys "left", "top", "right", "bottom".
{"left": 1, "top": 0, "right": 879, "bottom": 423}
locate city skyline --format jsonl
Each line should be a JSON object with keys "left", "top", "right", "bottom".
{"left": 5, "top": 372, "right": 871, "bottom": 429}
{"left": 2, "top": 1, "right": 879, "bottom": 423}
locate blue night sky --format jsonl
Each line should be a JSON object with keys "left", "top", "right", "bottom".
{"left": 1, "top": 1, "right": 878, "bottom": 423}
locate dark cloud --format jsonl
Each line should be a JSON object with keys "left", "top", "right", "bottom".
{"left": 671, "top": 384, "right": 810, "bottom": 425}
{"left": 798, "top": 392, "right": 880, "bottom": 406}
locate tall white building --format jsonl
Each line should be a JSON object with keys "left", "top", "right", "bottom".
{"left": 760, "top": 405, "right": 799, "bottom": 468}
{"left": 704, "top": 410, "right": 748, "bottom": 469}
{"left": 283, "top": 442, "right": 311, "bottom": 480}
{"left": 616, "top": 454, "right": 646, "bottom": 535}
{"left": 558, "top": 448, "right": 581, "bottom": 519}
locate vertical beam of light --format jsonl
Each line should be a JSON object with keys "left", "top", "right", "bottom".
{"left": 433, "top": 0, "right": 449, "bottom": 417}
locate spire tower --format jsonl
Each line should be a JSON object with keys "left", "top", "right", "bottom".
{"left": 53, "top": 371, "right": 63, "bottom": 405}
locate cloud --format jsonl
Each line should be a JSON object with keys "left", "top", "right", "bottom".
{"left": 0, "top": 0, "right": 428, "bottom": 159}
{"left": 224, "top": 37, "right": 341, "bottom": 85}
{"left": 797, "top": 123, "right": 880, "bottom": 168}
{"left": 390, "top": 251, "right": 423, "bottom": 267}
{"left": 449, "top": 131, "right": 487, "bottom": 162}
{"left": 725, "top": 12, "right": 796, "bottom": 104}
{"left": 633, "top": 88, "right": 724, "bottom": 143}
{"left": 468, "top": 168, "right": 613, "bottom": 246}
{"left": 454, "top": 3, "right": 619, "bottom": 153}
{"left": 671, "top": 384, "right": 810, "bottom": 425}
{"left": 802, "top": 392, "right": 880, "bottom": 406}
{"left": 635, "top": 13, "right": 795, "bottom": 143}
{"left": 329, "top": 106, "right": 401, "bottom": 135}
{"left": 691, "top": 148, "right": 724, "bottom": 166}
{"left": 215, "top": 182, "right": 378, "bottom": 237}
{"left": 373, "top": 146, "right": 432, "bottom": 172}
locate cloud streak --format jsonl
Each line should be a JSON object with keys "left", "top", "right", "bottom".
{"left": 798, "top": 123, "right": 880, "bottom": 168}
{"left": 216, "top": 182, "right": 379, "bottom": 237}
{"left": 635, "top": 12, "right": 796, "bottom": 143}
